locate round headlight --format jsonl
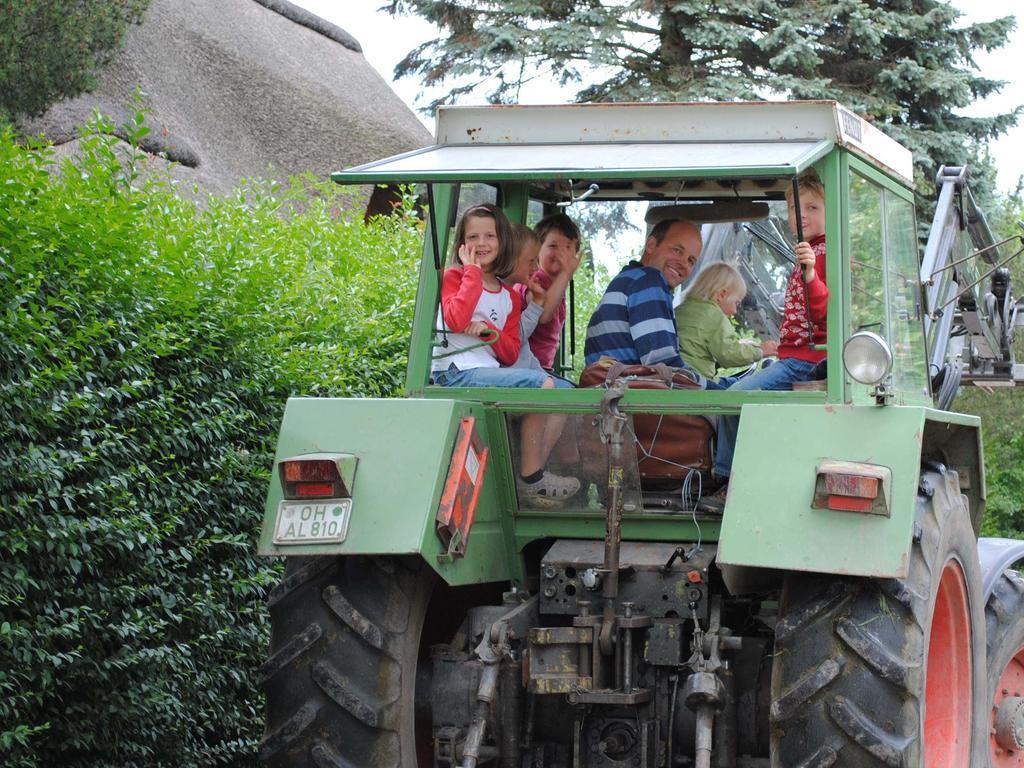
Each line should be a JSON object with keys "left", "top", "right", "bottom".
{"left": 843, "top": 331, "right": 893, "bottom": 385}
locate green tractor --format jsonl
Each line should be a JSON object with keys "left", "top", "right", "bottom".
{"left": 256, "top": 102, "right": 1024, "bottom": 768}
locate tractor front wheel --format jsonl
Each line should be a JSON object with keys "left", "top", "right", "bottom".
{"left": 770, "top": 468, "right": 987, "bottom": 767}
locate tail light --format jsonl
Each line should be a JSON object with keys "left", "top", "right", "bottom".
{"left": 812, "top": 460, "right": 890, "bottom": 516}
{"left": 279, "top": 454, "right": 357, "bottom": 500}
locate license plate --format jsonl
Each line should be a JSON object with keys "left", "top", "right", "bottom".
{"left": 273, "top": 499, "right": 352, "bottom": 544}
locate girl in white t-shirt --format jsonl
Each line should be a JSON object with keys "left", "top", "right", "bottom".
{"left": 432, "top": 204, "right": 550, "bottom": 387}
{"left": 431, "top": 204, "right": 579, "bottom": 503}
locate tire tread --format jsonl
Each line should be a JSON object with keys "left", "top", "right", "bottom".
{"left": 835, "top": 617, "right": 916, "bottom": 688}
{"left": 259, "top": 557, "right": 432, "bottom": 768}
{"left": 258, "top": 622, "right": 323, "bottom": 684}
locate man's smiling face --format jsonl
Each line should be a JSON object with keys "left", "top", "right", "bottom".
{"left": 642, "top": 221, "right": 702, "bottom": 288}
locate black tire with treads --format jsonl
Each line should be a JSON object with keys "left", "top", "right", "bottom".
{"left": 258, "top": 556, "right": 434, "bottom": 768}
{"left": 770, "top": 469, "right": 987, "bottom": 767}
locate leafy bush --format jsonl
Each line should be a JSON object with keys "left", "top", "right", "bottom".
{"left": 565, "top": 260, "right": 609, "bottom": 381}
{"left": 0, "top": 114, "right": 421, "bottom": 766}
{"left": 980, "top": 431, "right": 1024, "bottom": 539}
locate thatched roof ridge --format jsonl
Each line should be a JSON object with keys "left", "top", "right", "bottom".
{"left": 21, "top": 0, "right": 432, "bottom": 198}
{"left": 250, "top": 0, "right": 362, "bottom": 53}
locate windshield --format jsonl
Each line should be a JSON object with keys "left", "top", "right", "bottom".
{"left": 517, "top": 197, "right": 795, "bottom": 379}
{"left": 424, "top": 177, "right": 814, "bottom": 385}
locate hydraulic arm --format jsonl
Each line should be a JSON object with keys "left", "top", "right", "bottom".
{"left": 921, "top": 165, "right": 1024, "bottom": 400}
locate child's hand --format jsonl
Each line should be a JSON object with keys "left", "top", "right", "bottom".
{"left": 795, "top": 242, "right": 816, "bottom": 283}
{"left": 463, "top": 320, "right": 489, "bottom": 337}
{"left": 459, "top": 243, "right": 481, "bottom": 268}
{"left": 527, "top": 275, "right": 547, "bottom": 305}
{"left": 559, "top": 249, "right": 581, "bottom": 276}
{"left": 761, "top": 339, "right": 779, "bottom": 357}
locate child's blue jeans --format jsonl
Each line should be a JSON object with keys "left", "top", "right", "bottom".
{"left": 712, "top": 358, "right": 819, "bottom": 479}
{"left": 431, "top": 364, "right": 553, "bottom": 388}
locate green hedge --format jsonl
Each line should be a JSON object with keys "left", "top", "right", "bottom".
{"left": 0, "top": 115, "right": 421, "bottom": 766}
{"left": 958, "top": 386, "right": 1024, "bottom": 539}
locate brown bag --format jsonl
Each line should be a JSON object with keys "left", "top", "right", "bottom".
{"left": 579, "top": 359, "right": 714, "bottom": 488}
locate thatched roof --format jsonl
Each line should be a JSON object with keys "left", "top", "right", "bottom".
{"left": 21, "top": 0, "right": 433, "bottom": 197}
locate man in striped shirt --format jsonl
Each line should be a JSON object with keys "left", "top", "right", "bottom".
{"left": 584, "top": 219, "right": 703, "bottom": 368}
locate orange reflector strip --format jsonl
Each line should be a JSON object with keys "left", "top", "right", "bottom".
{"left": 827, "top": 495, "right": 873, "bottom": 512}
{"left": 435, "top": 417, "right": 489, "bottom": 561}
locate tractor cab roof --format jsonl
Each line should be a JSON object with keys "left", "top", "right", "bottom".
{"left": 332, "top": 100, "right": 914, "bottom": 194}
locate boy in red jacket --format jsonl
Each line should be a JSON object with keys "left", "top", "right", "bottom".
{"left": 703, "top": 170, "right": 828, "bottom": 510}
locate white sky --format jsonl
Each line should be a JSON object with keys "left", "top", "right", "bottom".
{"left": 293, "top": 0, "right": 1023, "bottom": 193}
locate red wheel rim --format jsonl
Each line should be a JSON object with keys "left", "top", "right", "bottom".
{"left": 925, "top": 559, "right": 973, "bottom": 766}
{"left": 991, "top": 635, "right": 1024, "bottom": 765}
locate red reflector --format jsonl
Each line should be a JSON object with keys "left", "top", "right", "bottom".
{"left": 813, "top": 462, "right": 889, "bottom": 516}
{"left": 827, "top": 495, "right": 873, "bottom": 513}
{"left": 282, "top": 460, "right": 340, "bottom": 483}
{"left": 823, "top": 473, "right": 879, "bottom": 499}
{"left": 296, "top": 482, "right": 336, "bottom": 498}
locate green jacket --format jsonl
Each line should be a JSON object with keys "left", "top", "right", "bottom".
{"left": 675, "top": 297, "right": 763, "bottom": 380}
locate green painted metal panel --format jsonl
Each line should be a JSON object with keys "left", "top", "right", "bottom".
{"left": 717, "top": 403, "right": 928, "bottom": 577}
{"left": 818, "top": 150, "right": 846, "bottom": 405}
{"left": 514, "top": 514, "right": 720, "bottom": 553}
{"left": 501, "top": 183, "right": 530, "bottom": 224}
{"left": 923, "top": 407, "right": 980, "bottom": 429}
{"left": 480, "top": 408, "right": 525, "bottom": 585}
{"left": 426, "top": 406, "right": 524, "bottom": 586}
{"left": 837, "top": 149, "right": 854, "bottom": 405}
{"left": 406, "top": 184, "right": 455, "bottom": 395}
{"left": 419, "top": 387, "right": 825, "bottom": 411}
{"left": 258, "top": 397, "right": 515, "bottom": 586}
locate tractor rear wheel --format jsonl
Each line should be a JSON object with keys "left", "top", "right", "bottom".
{"left": 985, "top": 568, "right": 1024, "bottom": 766}
{"left": 258, "top": 556, "right": 435, "bottom": 768}
{"left": 770, "top": 468, "right": 987, "bottom": 767}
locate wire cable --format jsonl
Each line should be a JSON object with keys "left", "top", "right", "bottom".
{"left": 936, "top": 361, "right": 962, "bottom": 411}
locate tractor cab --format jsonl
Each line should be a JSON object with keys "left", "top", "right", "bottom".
{"left": 330, "top": 101, "right": 938, "bottom": 522}
{"left": 339, "top": 101, "right": 926, "bottom": 399}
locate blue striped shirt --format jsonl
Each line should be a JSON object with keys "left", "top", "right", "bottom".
{"left": 584, "top": 262, "right": 685, "bottom": 368}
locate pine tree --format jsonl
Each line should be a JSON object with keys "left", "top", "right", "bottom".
{"left": 386, "top": 0, "right": 1018, "bottom": 189}
{"left": 0, "top": 0, "right": 151, "bottom": 123}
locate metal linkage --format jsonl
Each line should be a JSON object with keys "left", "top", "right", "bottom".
{"left": 925, "top": 231, "right": 1024, "bottom": 283}
{"left": 461, "top": 624, "right": 511, "bottom": 768}
{"left": 597, "top": 380, "right": 629, "bottom": 658}
{"left": 681, "top": 597, "right": 738, "bottom": 768}
{"left": 458, "top": 597, "right": 538, "bottom": 768}
{"left": 928, "top": 241, "right": 1024, "bottom": 319}
{"left": 598, "top": 379, "right": 629, "bottom": 600}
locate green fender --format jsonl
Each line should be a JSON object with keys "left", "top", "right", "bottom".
{"left": 717, "top": 403, "right": 984, "bottom": 581}
{"left": 258, "top": 397, "right": 517, "bottom": 586}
